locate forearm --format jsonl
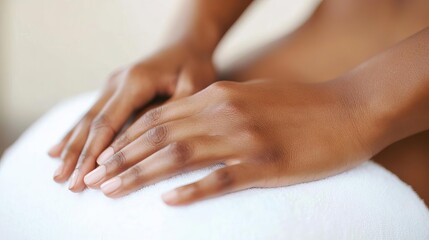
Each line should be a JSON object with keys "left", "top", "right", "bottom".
{"left": 338, "top": 27, "right": 429, "bottom": 154}
{"left": 166, "top": 0, "right": 253, "bottom": 56}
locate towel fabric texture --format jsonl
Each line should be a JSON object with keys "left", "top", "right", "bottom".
{"left": 0, "top": 92, "right": 428, "bottom": 240}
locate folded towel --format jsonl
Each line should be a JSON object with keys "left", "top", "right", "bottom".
{"left": 0, "top": 92, "right": 428, "bottom": 240}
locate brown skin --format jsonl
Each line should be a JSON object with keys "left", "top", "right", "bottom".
{"left": 49, "top": 43, "right": 217, "bottom": 191}
{"left": 226, "top": 0, "right": 429, "bottom": 203}
{"left": 48, "top": 0, "right": 252, "bottom": 192}
{"left": 49, "top": 0, "right": 429, "bottom": 204}
{"left": 375, "top": 131, "right": 429, "bottom": 203}
{"left": 84, "top": 28, "right": 429, "bottom": 205}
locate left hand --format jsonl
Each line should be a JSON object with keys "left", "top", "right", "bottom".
{"left": 48, "top": 42, "right": 216, "bottom": 192}
{"left": 83, "top": 78, "right": 379, "bottom": 205}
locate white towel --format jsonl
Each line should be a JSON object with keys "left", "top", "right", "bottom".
{"left": 0, "top": 92, "right": 428, "bottom": 240}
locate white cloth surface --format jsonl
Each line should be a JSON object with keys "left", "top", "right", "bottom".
{"left": 0, "top": 92, "right": 428, "bottom": 240}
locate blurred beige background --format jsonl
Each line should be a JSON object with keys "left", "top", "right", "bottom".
{"left": 0, "top": 0, "right": 319, "bottom": 154}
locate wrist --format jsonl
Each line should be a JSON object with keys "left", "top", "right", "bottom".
{"left": 163, "top": 14, "right": 223, "bottom": 59}
{"left": 161, "top": 24, "right": 220, "bottom": 61}
{"left": 176, "top": 19, "right": 222, "bottom": 57}
{"left": 161, "top": 0, "right": 252, "bottom": 58}
{"left": 334, "top": 28, "right": 429, "bottom": 156}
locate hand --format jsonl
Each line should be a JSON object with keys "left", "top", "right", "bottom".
{"left": 48, "top": 43, "right": 216, "bottom": 192}
{"left": 83, "top": 78, "right": 379, "bottom": 205}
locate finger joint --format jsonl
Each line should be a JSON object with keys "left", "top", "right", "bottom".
{"left": 212, "top": 169, "right": 234, "bottom": 190}
{"left": 146, "top": 125, "right": 168, "bottom": 146}
{"left": 167, "top": 141, "right": 193, "bottom": 166}
{"left": 91, "top": 114, "right": 116, "bottom": 135}
{"left": 107, "top": 151, "right": 127, "bottom": 170}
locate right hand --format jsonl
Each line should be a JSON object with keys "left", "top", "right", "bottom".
{"left": 48, "top": 42, "right": 217, "bottom": 192}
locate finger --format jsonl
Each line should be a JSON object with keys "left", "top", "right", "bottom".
{"left": 97, "top": 94, "right": 205, "bottom": 165}
{"left": 102, "top": 96, "right": 171, "bottom": 162}
{"left": 84, "top": 116, "right": 208, "bottom": 188}
{"left": 52, "top": 91, "right": 113, "bottom": 182}
{"left": 68, "top": 90, "right": 140, "bottom": 192}
{"left": 162, "top": 164, "right": 256, "bottom": 206}
{"left": 48, "top": 129, "right": 74, "bottom": 158}
{"left": 98, "top": 136, "right": 235, "bottom": 198}
{"left": 52, "top": 121, "right": 90, "bottom": 183}
{"left": 49, "top": 88, "right": 116, "bottom": 159}
{"left": 48, "top": 67, "right": 124, "bottom": 159}
{"left": 118, "top": 95, "right": 167, "bottom": 135}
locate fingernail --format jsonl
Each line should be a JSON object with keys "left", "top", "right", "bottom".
{"left": 68, "top": 169, "right": 79, "bottom": 189}
{"left": 97, "top": 147, "right": 114, "bottom": 165}
{"left": 162, "top": 190, "right": 179, "bottom": 204}
{"left": 53, "top": 163, "right": 64, "bottom": 178}
{"left": 101, "top": 177, "right": 121, "bottom": 194}
{"left": 84, "top": 165, "right": 106, "bottom": 185}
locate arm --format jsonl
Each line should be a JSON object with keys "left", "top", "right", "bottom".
{"left": 337, "top": 27, "right": 429, "bottom": 156}
{"left": 85, "top": 24, "right": 429, "bottom": 205}
{"left": 167, "top": 0, "right": 254, "bottom": 55}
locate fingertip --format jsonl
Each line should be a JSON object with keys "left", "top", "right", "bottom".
{"left": 69, "top": 185, "right": 86, "bottom": 193}
{"left": 68, "top": 169, "right": 79, "bottom": 189}
{"left": 83, "top": 173, "right": 95, "bottom": 188}
{"left": 48, "top": 144, "right": 62, "bottom": 158}
{"left": 100, "top": 177, "right": 122, "bottom": 196}
{"left": 53, "top": 163, "right": 66, "bottom": 183}
{"left": 83, "top": 166, "right": 106, "bottom": 189}
{"left": 103, "top": 192, "right": 120, "bottom": 199}
{"left": 162, "top": 190, "right": 183, "bottom": 206}
{"left": 48, "top": 151, "right": 57, "bottom": 158}
{"left": 68, "top": 179, "right": 87, "bottom": 193}
{"left": 69, "top": 169, "right": 93, "bottom": 193}
{"left": 53, "top": 175, "right": 66, "bottom": 183}
{"left": 53, "top": 171, "right": 71, "bottom": 183}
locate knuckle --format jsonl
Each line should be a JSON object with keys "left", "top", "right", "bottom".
{"left": 79, "top": 150, "right": 94, "bottom": 164}
{"left": 128, "top": 165, "right": 144, "bottom": 182}
{"left": 212, "top": 169, "right": 234, "bottom": 190}
{"left": 141, "top": 107, "right": 163, "bottom": 126}
{"left": 113, "top": 133, "right": 132, "bottom": 150}
{"left": 256, "top": 146, "right": 285, "bottom": 166}
{"left": 267, "top": 148, "right": 285, "bottom": 163}
{"left": 107, "top": 151, "right": 127, "bottom": 170}
{"left": 206, "top": 81, "right": 236, "bottom": 97}
{"left": 91, "top": 115, "right": 115, "bottom": 134}
{"left": 167, "top": 141, "right": 193, "bottom": 165}
{"left": 146, "top": 125, "right": 168, "bottom": 146}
